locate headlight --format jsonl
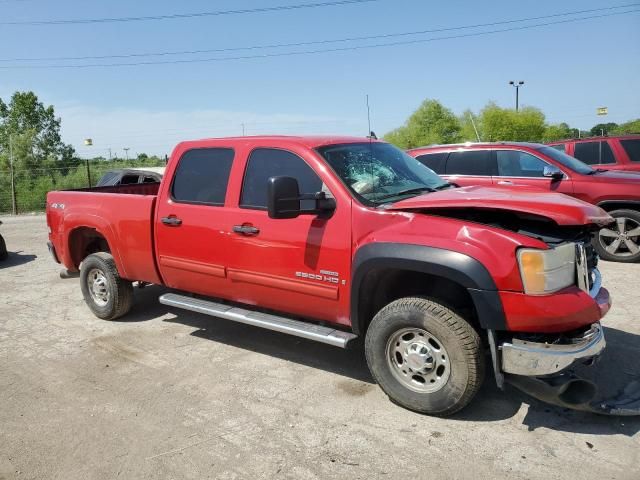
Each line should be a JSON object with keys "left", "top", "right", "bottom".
{"left": 517, "top": 243, "right": 576, "bottom": 295}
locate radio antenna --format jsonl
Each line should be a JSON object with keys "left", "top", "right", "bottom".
{"left": 366, "top": 94, "right": 372, "bottom": 136}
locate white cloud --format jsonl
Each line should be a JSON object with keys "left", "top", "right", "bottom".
{"left": 57, "top": 104, "right": 362, "bottom": 158}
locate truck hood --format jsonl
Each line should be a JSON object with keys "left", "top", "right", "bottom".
{"left": 386, "top": 186, "right": 612, "bottom": 227}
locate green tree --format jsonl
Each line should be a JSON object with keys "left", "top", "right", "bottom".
{"left": 589, "top": 122, "right": 618, "bottom": 136}
{"left": 611, "top": 119, "right": 640, "bottom": 135}
{"left": 0, "top": 91, "right": 76, "bottom": 174}
{"left": 383, "top": 99, "right": 461, "bottom": 148}
{"left": 477, "top": 103, "right": 546, "bottom": 142}
{"left": 543, "top": 122, "right": 575, "bottom": 142}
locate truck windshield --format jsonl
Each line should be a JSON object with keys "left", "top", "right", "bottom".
{"left": 316, "top": 142, "right": 450, "bottom": 205}
{"left": 536, "top": 146, "right": 595, "bottom": 175}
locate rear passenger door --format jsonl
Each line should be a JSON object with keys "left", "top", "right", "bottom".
{"left": 155, "top": 147, "right": 236, "bottom": 297}
{"left": 444, "top": 150, "right": 496, "bottom": 187}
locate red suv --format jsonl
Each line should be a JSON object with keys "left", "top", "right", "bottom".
{"left": 408, "top": 142, "right": 640, "bottom": 263}
{"left": 548, "top": 135, "right": 640, "bottom": 172}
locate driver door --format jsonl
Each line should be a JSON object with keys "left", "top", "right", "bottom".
{"left": 224, "top": 147, "right": 352, "bottom": 325}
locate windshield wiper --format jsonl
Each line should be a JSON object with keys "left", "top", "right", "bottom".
{"left": 434, "top": 182, "right": 457, "bottom": 190}
{"left": 374, "top": 186, "right": 437, "bottom": 202}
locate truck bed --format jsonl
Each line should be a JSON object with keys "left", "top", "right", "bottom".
{"left": 46, "top": 183, "right": 162, "bottom": 284}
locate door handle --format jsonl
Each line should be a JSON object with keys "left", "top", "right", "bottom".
{"left": 497, "top": 181, "right": 513, "bottom": 185}
{"left": 161, "top": 216, "right": 182, "bottom": 226}
{"left": 233, "top": 224, "right": 260, "bottom": 236}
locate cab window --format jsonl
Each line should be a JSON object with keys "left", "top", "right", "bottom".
{"left": 171, "top": 148, "right": 234, "bottom": 205}
{"left": 573, "top": 141, "right": 616, "bottom": 165}
{"left": 241, "top": 148, "right": 323, "bottom": 210}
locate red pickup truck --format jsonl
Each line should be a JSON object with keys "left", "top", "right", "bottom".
{"left": 548, "top": 135, "right": 640, "bottom": 172}
{"left": 47, "top": 136, "right": 619, "bottom": 416}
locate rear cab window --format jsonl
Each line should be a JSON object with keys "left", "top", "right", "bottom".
{"left": 445, "top": 150, "right": 496, "bottom": 176}
{"left": 620, "top": 139, "right": 640, "bottom": 162}
{"left": 573, "top": 141, "right": 616, "bottom": 165}
{"left": 171, "top": 148, "right": 235, "bottom": 205}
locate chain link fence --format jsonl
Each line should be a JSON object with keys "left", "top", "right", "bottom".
{"left": 0, "top": 159, "right": 166, "bottom": 214}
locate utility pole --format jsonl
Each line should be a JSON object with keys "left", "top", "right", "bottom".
{"left": 467, "top": 112, "right": 481, "bottom": 142}
{"left": 108, "top": 148, "right": 112, "bottom": 160}
{"left": 9, "top": 134, "right": 17, "bottom": 215}
{"left": 508, "top": 80, "right": 525, "bottom": 111}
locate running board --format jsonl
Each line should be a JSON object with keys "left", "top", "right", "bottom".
{"left": 159, "top": 293, "right": 357, "bottom": 348}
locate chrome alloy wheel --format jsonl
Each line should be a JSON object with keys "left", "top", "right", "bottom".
{"left": 87, "top": 268, "right": 110, "bottom": 307}
{"left": 599, "top": 217, "right": 640, "bottom": 257}
{"left": 386, "top": 327, "right": 451, "bottom": 393}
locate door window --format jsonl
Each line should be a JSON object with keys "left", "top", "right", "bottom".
{"left": 620, "top": 139, "right": 640, "bottom": 162}
{"left": 171, "top": 148, "right": 234, "bottom": 205}
{"left": 496, "top": 150, "right": 550, "bottom": 177}
{"left": 445, "top": 151, "right": 494, "bottom": 176}
{"left": 120, "top": 174, "right": 140, "bottom": 185}
{"left": 415, "top": 152, "right": 448, "bottom": 174}
{"left": 573, "top": 141, "right": 616, "bottom": 165}
{"left": 241, "top": 148, "right": 323, "bottom": 210}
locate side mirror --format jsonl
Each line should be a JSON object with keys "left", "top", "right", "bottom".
{"left": 267, "top": 176, "right": 336, "bottom": 220}
{"left": 543, "top": 166, "right": 564, "bottom": 181}
{"left": 268, "top": 176, "right": 301, "bottom": 219}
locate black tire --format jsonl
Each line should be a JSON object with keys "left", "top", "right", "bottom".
{"left": 80, "top": 252, "right": 133, "bottom": 320}
{"left": 593, "top": 209, "right": 640, "bottom": 263}
{"left": 365, "top": 297, "right": 485, "bottom": 416}
{"left": 0, "top": 234, "right": 7, "bottom": 261}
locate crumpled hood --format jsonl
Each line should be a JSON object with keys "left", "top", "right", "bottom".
{"left": 387, "top": 186, "right": 613, "bottom": 226}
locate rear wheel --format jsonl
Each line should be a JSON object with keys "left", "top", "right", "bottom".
{"left": 365, "top": 297, "right": 485, "bottom": 416}
{"left": 594, "top": 209, "right": 640, "bottom": 263}
{"left": 80, "top": 252, "right": 133, "bottom": 320}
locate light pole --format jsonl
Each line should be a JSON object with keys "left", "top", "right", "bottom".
{"left": 508, "top": 81, "right": 525, "bottom": 111}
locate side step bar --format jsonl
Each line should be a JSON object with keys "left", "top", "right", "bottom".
{"left": 159, "top": 293, "right": 358, "bottom": 349}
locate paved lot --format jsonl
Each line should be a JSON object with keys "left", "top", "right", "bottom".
{"left": 1, "top": 214, "right": 639, "bottom": 480}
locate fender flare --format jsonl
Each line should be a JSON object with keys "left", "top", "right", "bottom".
{"left": 350, "top": 243, "right": 507, "bottom": 334}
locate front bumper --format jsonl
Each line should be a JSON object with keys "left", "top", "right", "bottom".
{"left": 501, "top": 323, "right": 606, "bottom": 376}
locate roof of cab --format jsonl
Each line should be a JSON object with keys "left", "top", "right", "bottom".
{"left": 175, "top": 135, "right": 381, "bottom": 150}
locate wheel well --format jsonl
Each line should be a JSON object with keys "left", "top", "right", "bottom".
{"left": 598, "top": 202, "right": 640, "bottom": 213}
{"left": 355, "top": 268, "right": 480, "bottom": 336}
{"left": 68, "top": 227, "right": 111, "bottom": 270}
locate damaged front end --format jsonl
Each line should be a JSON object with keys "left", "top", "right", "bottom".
{"left": 489, "top": 324, "right": 640, "bottom": 416}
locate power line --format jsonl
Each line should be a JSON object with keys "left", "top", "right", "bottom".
{"left": 1, "top": 9, "right": 637, "bottom": 69}
{"left": 2, "top": 4, "right": 636, "bottom": 62}
{"left": 0, "top": 0, "right": 380, "bottom": 26}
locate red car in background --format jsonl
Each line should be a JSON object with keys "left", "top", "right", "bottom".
{"left": 408, "top": 142, "right": 640, "bottom": 263}
{"left": 547, "top": 135, "right": 640, "bottom": 172}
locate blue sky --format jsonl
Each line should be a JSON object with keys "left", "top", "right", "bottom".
{"left": 1, "top": 0, "right": 638, "bottom": 157}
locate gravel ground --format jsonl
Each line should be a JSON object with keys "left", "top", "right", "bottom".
{"left": 1, "top": 214, "right": 639, "bottom": 480}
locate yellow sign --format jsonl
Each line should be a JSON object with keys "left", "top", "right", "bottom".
{"left": 84, "top": 138, "right": 93, "bottom": 146}
{"left": 597, "top": 107, "right": 608, "bottom": 116}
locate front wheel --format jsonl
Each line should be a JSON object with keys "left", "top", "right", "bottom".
{"left": 594, "top": 209, "right": 640, "bottom": 263}
{"left": 80, "top": 252, "right": 133, "bottom": 320}
{"left": 365, "top": 297, "right": 485, "bottom": 416}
